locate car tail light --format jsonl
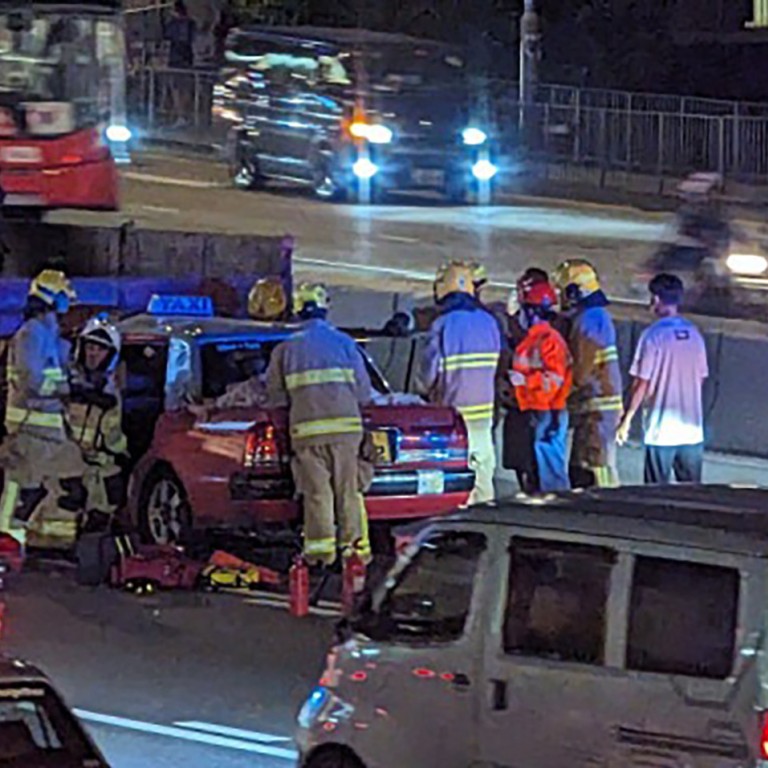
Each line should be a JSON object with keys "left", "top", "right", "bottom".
{"left": 760, "top": 711, "right": 768, "bottom": 759}
{"left": 244, "top": 422, "right": 282, "bottom": 468}
{"left": 0, "top": 533, "right": 22, "bottom": 573}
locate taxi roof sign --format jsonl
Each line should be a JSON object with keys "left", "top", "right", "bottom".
{"left": 147, "top": 294, "right": 214, "bottom": 317}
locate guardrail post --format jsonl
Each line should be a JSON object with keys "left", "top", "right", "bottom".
{"left": 194, "top": 71, "right": 201, "bottom": 129}
{"left": 599, "top": 108, "right": 608, "bottom": 187}
{"left": 573, "top": 87, "right": 581, "bottom": 162}
{"left": 148, "top": 67, "right": 156, "bottom": 129}
{"left": 626, "top": 94, "right": 633, "bottom": 170}
{"left": 718, "top": 116, "right": 726, "bottom": 179}
{"left": 732, "top": 106, "right": 740, "bottom": 175}
{"left": 657, "top": 111, "right": 665, "bottom": 179}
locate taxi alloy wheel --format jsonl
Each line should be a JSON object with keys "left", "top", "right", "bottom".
{"left": 139, "top": 467, "right": 192, "bottom": 546}
{"left": 311, "top": 153, "right": 346, "bottom": 202}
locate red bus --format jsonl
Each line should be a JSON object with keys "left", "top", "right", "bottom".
{"left": 0, "top": 0, "right": 127, "bottom": 214}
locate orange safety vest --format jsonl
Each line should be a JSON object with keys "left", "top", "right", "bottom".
{"left": 512, "top": 323, "right": 573, "bottom": 412}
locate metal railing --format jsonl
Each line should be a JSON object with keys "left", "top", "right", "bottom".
{"left": 127, "top": 67, "right": 768, "bottom": 184}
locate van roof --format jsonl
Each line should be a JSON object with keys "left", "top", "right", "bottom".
{"left": 451, "top": 486, "right": 768, "bottom": 557}
{"left": 235, "top": 25, "right": 452, "bottom": 51}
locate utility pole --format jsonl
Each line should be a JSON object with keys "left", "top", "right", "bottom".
{"left": 519, "top": 0, "right": 542, "bottom": 149}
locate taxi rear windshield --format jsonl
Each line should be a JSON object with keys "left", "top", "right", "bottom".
{"left": 0, "top": 683, "right": 101, "bottom": 766}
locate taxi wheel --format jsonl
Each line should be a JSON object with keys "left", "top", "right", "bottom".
{"left": 305, "top": 748, "right": 365, "bottom": 768}
{"left": 311, "top": 153, "right": 347, "bottom": 202}
{"left": 138, "top": 466, "right": 193, "bottom": 546}
{"left": 230, "top": 135, "right": 263, "bottom": 191}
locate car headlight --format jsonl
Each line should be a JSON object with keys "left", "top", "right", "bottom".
{"left": 106, "top": 124, "right": 132, "bottom": 143}
{"left": 462, "top": 127, "right": 487, "bottom": 146}
{"left": 298, "top": 686, "right": 331, "bottom": 729}
{"left": 726, "top": 253, "right": 768, "bottom": 276}
{"left": 350, "top": 122, "right": 393, "bottom": 144}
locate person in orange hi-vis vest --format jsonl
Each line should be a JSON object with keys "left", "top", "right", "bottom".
{"left": 510, "top": 280, "right": 573, "bottom": 493}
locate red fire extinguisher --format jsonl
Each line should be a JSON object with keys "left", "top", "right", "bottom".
{"left": 289, "top": 555, "right": 309, "bottom": 618}
{"left": 342, "top": 545, "right": 367, "bottom": 617}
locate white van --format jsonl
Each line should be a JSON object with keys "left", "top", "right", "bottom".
{"left": 296, "top": 485, "right": 768, "bottom": 768}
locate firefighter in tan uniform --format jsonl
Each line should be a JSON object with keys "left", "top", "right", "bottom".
{"left": 0, "top": 270, "right": 87, "bottom": 547}
{"left": 67, "top": 316, "right": 129, "bottom": 528}
{"left": 266, "top": 284, "right": 373, "bottom": 566}
{"left": 553, "top": 260, "right": 623, "bottom": 488}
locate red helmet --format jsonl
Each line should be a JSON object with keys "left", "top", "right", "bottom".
{"left": 520, "top": 281, "right": 557, "bottom": 309}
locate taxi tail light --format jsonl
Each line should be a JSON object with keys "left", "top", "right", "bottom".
{"left": 244, "top": 422, "right": 282, "bottom": 468}
{"left": 452, "top": 414, "right": 469, "bottom": 457}
{"left": 760, "top": 711, "right": 768, "bottom": 759}
{"left": 0, "top": 533, "right": 22, "bottom": 573}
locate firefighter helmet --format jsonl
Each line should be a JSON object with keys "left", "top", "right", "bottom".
{"left": 76, "top": 315, "right": 121, "bottom": 373}
{"left": 248, "top": 277, "right": 288, "bottom": 321}
{"left": 293, "top": 282, "right": 330, "bottom": 317}
{"left": 434, "top": 261, "right": 475, "bottom": 302}
{"left": 519, "top": 280, "right": 557, "bottom": 309}
{"left": 553, "top": 259, "right": 601, "bottom": 307}
{"left": 28, "top": 269, "right": 76, "bottom": 312}
{"left": 471, "top": 262, "right": 489, "bottom": 290}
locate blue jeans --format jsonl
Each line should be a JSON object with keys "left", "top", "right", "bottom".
{"left": 529, "top": 410, "right": 570, "bottom": 492}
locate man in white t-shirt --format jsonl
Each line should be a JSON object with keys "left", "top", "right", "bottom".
{"left": 617, "top": 273, "right": 708, "bottom": 484}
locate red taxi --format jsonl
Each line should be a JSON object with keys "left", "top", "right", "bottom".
{"left": 119, "top": 296, "right": 474, "bottom": 545}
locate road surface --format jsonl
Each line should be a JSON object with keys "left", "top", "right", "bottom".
{"left": 48, "top": 151, "right": 669, "bottom": 301}
{"left": 3, "top": 567, "right": 332, "bottom": 768}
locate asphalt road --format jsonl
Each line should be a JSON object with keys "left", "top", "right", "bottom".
{"left": 3, "top": 567, "right": 334, "bottom": 767}
{"left": 47, "top": 151, "right": 669, "bottom": 301}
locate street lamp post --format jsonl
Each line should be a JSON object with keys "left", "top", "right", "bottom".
{"left": 519, "top": 0, "right": 542, "bottom": 148}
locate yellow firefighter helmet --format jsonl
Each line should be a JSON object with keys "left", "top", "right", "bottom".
{"left": 248, "top": 277, "right": 288, "bottom": 321}
{"left": 28, "top": 269, "right": 76, "bottom": 311}
{"left": 293, "top": 282, "right": 330, "bottom": 316}
{"left": 434, "top": 261, "right": 475, "bottom": 302}
{"left": 553, "top": 259, "right": 601, "bottom": 306}
{"left": 471, "top": 262, "right": 488, "bottom": 290}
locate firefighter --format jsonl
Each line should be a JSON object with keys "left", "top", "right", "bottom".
{"left": 67, "top": 316, "right": 129, "bottom": 529}
{"left": 266, "top": 283, "right": 373, "bottom": 567}
{"left": 419, "top": 261, "right": 501, "bottom": 504}
{"left": 0, "top": 270, "right": 87, "bottom": 546}
{"left": 509, "top": 280, "right": 572, "bottom": 493}
{"left": 553, "top": 259, "right": 623, "bottom": 488}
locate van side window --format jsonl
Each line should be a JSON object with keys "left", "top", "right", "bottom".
{"left": 626, "top": 557, "right": 738, "bottom": 680}
{"left": 504, "top": 539, "right": 615, "bottom": 665}
{"left": 358, "top": 532, "right": 486, "bottom": 644}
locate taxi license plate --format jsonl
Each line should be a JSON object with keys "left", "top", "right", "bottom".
{"left": 412, "top": 168, "right": 445, "bottom": 187}
{"left": 370, "top": 430, "right": 394, "bottom": 464}
{"left": 417, "top": 470, "right": 445, "bottom": 495}
{"left": 1, "top": 146, "right": 42, "bottom": 164}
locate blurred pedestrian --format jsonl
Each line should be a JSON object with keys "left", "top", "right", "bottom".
{"left": 553, "top": 259, "right": 623, "bottom": 488}
{"left": 510, "top": 280, "right": 572, "bottom": 492}
{"left": 499, "top": 267, "right": 549, "bottom": 493}
{"left": 618, "top": 273, "right": 708, "bottom": 485}
{"left": 164, "top": 0, "right": 197, "bottom": 126}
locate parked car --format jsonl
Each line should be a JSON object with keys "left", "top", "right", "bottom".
{"left": 215, "top": 26, "right": 498, "bottom": 203}
{"left": 118, "top": 296, "right": 473, "bottom": 545}
{"left": 0, "top": 655, "right": 110, "bottom": 767}
{"left": 297, "top": 485, "right": 768, "bottom": 768}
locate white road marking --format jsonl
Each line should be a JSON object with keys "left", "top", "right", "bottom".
{"left": 74, "top": 709, "right": 299, "bottom": 760}
{"left": 239, "top": 590, "right": 341, "bottom": 617}
{"left": 140, "top": 204, "right": 181, "bottom": 214}
{"left": 122, "top": 171, "right": 223, "bottom": 189}
{"left": 174, "top": 721, "right": 292, "bottom": 743}
{"left": 379, "top": 234, "right": 420, "bottom": 244}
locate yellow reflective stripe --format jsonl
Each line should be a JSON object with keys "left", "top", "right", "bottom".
{"left": 586, "top": 395, "right": 624, "bottom": 412}
{"left": 458, "top": 403, "right": 495, "bottom": 421}
{"left": 5, "top": 406, "right": 64, "bottom": 429}
{"left": 285, "top": 367, "right": 356, "bottom": 391}
{"left": 40, "top": 367, "right": 67, "bottom": 396}
{"left": 594, "top": 346, "right": 619, "bottom": 364}
{"left": 443, "top": 353, "right": 500, "bottom": 372}
{"left": 304, "top": 537, "right": 337, "bottom": 556}
{"left": 292, "top": 416, "right": 363, "bottom": 440}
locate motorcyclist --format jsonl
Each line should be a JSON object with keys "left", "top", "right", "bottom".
{"left": 67, "top": 316, "right": 129, "bottom": 530}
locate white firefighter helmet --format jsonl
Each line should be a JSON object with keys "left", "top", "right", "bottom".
{"left": 76, "top": 315, "right": 121, "bottom": 373}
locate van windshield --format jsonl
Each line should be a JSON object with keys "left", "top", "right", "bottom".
{"left": 358, "top": 44, "right": 467, "bottom": 91}
{"left": 354, "top": 531, "right": 486, "bottom": 643}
